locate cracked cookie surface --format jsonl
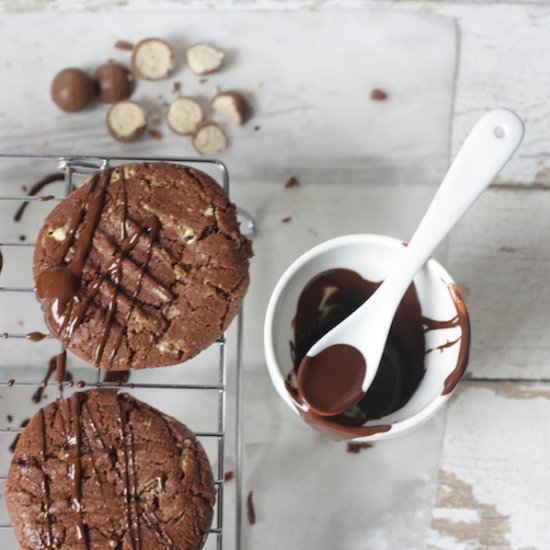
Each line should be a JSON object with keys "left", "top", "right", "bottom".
{"left": 33, "top": 162, "right": 253, "bottom": 370}
{"left": 6, "top": 389, "right": 216, "bottom": 550}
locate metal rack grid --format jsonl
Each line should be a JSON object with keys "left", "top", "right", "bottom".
{"left": 0, "top": 153, "right": 248, "bottom": 550}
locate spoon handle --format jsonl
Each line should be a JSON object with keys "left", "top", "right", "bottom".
{"left": 382, "top": 109, "right": 524, "bottom": 302}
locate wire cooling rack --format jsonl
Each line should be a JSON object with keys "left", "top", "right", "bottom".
{"left": 0, "top": 153, "right": 251, "bottom": 550}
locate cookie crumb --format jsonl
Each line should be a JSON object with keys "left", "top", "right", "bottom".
{"left": 284, "top": 176, "right": 299, "bottom": 189}
{"left": 199, "top": 78, "right": 208, "bottom": 84}
{"left": 150, "top": 112, "right": 162, "bottom": 124}
{"left": 247, "top": 491, "right": 256, "bottom": 525}
{"left": 346, "top": 442, "right": 373, "bottom": 454}
{"left": 370, "top": 88, "right": 388, "bottom": 101}
{"left": 115, "top": 40, "right": 134, "bottom": 51}
{"left": 281, "top": 216, "right": 292, "bottom": 223}
{"left": 173, "top": 81, "right": 181, "bottom": 94}
{"left": 148, "top": 129, "right": 163, "bottom": 140}
{"left": 224, "top": 470, "right": 235, "bottom": 482}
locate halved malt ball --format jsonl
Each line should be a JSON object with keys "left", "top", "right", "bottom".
{"left": 107, "top": 100, "right": 147, "bottom": 142}
{"left": 192, "top": 122, "right": 228, "bottom": 155}
{"left": 211, "top": 91, "right": 250, "bottom": 125}
{"left": 186, "top": 43, "right": 225, "bottom": 75}
{"left": 166, "top": 97, "right": 204, "bottom": 136}
{"left": 132, "top": 38, "right": 175, "bottom": 80}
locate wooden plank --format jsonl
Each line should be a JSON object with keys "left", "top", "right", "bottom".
{"left": 2, "top": 0, "right": 548, "bottom": 186}
{"left": 429, "top": 380, "right": 550, "bottom": 549}
{"left": 0, "top": 0, "right": 545, "bottom": 12}
{"left": 446, "top": 186, "right": 550, "bottom": 380}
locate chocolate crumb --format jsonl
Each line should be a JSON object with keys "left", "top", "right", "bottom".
{"left": 247, "top": 491, "right": 256, "bottom": 525}
{"left": 370, "top": 88, "right": 388, "bottom": 101}
{"left": 281, "top": 216, "right": 292, "bottom": 223}
{"left": 254, "top": 125, "right": 260, "bottom": 131}
{"left": 7, "top": 379, "right": 15, "bottom": 387}
{"left": 21, "top": 185, "right": 28, "bottom": 192}
{"left": 115, "top": 40, "right": 135, "bottom": 51}
{"left": 6, "top": 415, "right": 12, "bottom": 423}
{"left": 20, "top": 418, "right": 29, "bottom": 428}
{"left": 148, "top": 129, "right": 163, "bottom": 140}
{"left": 173, "top": 81, "right": 181, "bottom": 94}
{"left": 284, "top": 176, "right": 300, "bottom": 189}
{"left": 224, "top": 470, "right": 235, "bottom": 483}
{"left": 19, "top": 235, "right": 26, "bottom": 242}
{"left": 77, "top": 380, "right": 86, "bottom": 388}
{"left": 346, "top": 442, "right": 373, "bottom": 454}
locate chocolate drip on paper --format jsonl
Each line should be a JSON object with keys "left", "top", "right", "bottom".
{"left": 117, "top": 397, "right": 141, "bottom": 550}
{"left": 14, "top": 172, "right": 65, "bottom": 222}
{"left": 26, "top": 331, "right": 49, "bottom": 342}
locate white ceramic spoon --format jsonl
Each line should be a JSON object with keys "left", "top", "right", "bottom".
{"left": 296, "top": 109, "right": 525, "bottom": 416}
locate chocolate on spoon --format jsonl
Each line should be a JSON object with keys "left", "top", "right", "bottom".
{"left": 296, "top": 109, "right": 525, "bottom": 417}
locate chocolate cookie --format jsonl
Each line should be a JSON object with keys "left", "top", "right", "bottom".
{"left": 33, "top": 162, "right": 252, "bottom": 370}
{"left": 6, "top": 389, "right": 216, "bottom": 550}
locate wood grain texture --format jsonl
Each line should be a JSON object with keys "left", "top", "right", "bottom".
{"left": 429, "top": 380, "right": 550, "bottom": 549}
{"left": 446, "top": 186, "right": 550, "bottom": 381}
{"left": 2, "top": 0, "right": 548, "bottom": 186}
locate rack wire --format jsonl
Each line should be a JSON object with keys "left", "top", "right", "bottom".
{"left": 0, "top": 153, "right": 250, "bottom": 550}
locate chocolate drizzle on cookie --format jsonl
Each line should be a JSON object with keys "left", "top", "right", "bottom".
{"left": 7, "top": 390, "right": 216, "bottom": 549}
{"left": 66, "top": 394, "right": 89, "bottom": 548}
{"left": 35, "top": 168, "right": 165, "bottom": 370}
{"left": 38, "top": 409, "right": 54, "bottom": 547}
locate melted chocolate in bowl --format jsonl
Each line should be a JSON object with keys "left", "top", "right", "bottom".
{"left": 286, "top": 268, "right": 469, "bottom": 441}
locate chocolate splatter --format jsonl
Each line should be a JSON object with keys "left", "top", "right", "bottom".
{"left": 346, "top": 442, "right": 373, "bottom": 454}
{"left": 284, "top": 176, "right": 299, "bottom": 189}
{"left": 370, "top": 89, "right": 388, "bottom": 101}
{"left": 247, "top": 491, "right": 256, "bottom": 526}
{"left": 14, "top": 172, "right": 65, "bottom": 222}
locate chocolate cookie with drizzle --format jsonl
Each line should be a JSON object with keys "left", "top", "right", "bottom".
{"left": 32, "top": 163, "right": 252, "bottom": 370}
{"left": 6, "top": 389, "right": 216, "bottom": 550}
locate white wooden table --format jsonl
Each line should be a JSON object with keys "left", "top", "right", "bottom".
{"left": 1, "top": 2, "right": 549, "bottom": 549}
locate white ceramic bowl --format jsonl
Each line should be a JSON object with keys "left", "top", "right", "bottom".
{"left": 264, "top": 234, "right": 470, "bottom": 442}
